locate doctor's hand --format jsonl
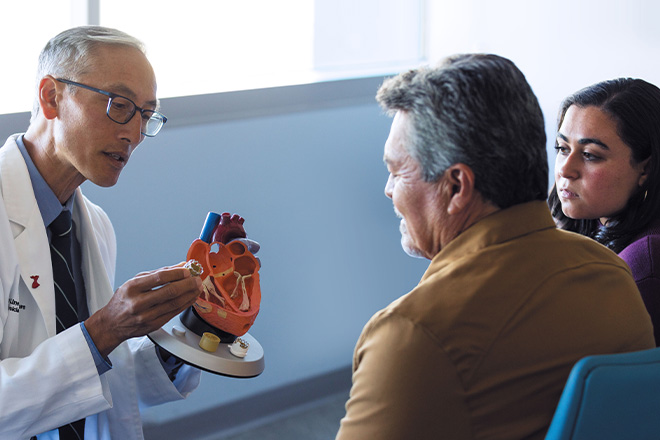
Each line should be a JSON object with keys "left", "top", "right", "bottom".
{"left": 85, "top": 264, "right": 203, "bottom": 358}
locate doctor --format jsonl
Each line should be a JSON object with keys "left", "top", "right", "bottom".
{"left": 0, "top": 27, "right": 203, "bottom": 439}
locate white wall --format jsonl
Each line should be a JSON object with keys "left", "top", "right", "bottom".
{"left": 427, "top": 0, "right": 660, "bottom": 186}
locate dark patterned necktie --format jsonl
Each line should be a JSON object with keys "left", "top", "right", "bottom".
{"left": 49, "top": 210, "right": 85, "bottom": 439}
{"left": 51, "top": 210, "right": 79, "bottom": 332}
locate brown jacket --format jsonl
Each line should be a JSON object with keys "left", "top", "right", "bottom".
{"left": 337, "top": 201, "right": 654, "bottom": 440}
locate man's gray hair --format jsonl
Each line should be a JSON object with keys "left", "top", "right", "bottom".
{"left": 31, "top": 26, "right": 146, "bottom": 122}
{"left": 376, "top": 53, "right": 548, "bottom": 209}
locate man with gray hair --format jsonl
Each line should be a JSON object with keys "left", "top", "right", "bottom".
{"left": 336, "top": 54, "right": 654, "bottom": 439}
{"left": 0, "top": 27, "right": 203, "bottom": 438}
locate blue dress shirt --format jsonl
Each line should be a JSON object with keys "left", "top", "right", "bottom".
{"left": 16, "top": 135, "right": 111, "bottom": 375}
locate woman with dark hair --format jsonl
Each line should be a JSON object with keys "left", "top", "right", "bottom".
{"left": 549, "top": 78, "right": 660, "bottom": 345}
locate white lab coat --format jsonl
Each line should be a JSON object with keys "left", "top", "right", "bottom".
{"left": 0, "top": 135, "right": 201, "bottom": 439}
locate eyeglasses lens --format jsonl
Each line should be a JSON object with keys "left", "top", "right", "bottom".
{"left": 107, "top": 96, "right": 164, "bottom": 136}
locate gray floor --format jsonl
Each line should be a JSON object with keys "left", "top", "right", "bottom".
{"left": 204, "top": 392, "right": 348, "bottom": 440}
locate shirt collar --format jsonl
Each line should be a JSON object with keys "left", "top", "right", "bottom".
{"left": 422, "top": 200, "right": 556, "bottom": 282}
{"left": 16, "top": 135, "right": 75, "bottom": 227}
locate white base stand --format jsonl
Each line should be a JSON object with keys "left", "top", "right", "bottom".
{"left": 148, "top": 314, "right": 265, "bottom": 378}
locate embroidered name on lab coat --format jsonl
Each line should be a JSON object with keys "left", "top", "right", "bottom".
{"left": 8, "top": 298, "right": 26, "bottom": 313}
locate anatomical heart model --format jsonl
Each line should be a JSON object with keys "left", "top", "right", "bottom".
{"left": 187, "top": 213, "right": 261, "bottom": 337}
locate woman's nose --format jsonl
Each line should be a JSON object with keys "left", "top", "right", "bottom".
{"left": 556, "top": 153, "right": 578, "bottom": 180}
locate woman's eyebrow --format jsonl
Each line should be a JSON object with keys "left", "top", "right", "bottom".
{"left": 557, "top": 132, "right": 610, "bottom": 150}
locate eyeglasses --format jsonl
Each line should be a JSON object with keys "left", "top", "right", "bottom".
{"left": 56, "top": 78, "right": 167, "bottom": 137}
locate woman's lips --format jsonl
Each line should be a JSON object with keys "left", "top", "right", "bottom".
{"left": 559, "top": 188, "right": 578, "bottom": 199}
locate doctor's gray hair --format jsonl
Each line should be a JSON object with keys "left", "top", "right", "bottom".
{"left": 376, "top": 53, "right": 548, "bottom": 209}
{"left": 31, "top": 26, "right": 146, "bottom": 122}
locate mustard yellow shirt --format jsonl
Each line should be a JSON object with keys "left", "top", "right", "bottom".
{"left": 337, "top": 201, "right": 654, "bottom": 440}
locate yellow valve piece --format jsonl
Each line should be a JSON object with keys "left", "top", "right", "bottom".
{"left": 199, "top": 332, "right": 220, "bottom": 352}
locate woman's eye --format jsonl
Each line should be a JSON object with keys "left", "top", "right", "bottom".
{"left": 583, "top": 151, "right": 600, "bottom": 161}
{"left": 554, "top": 145, "right": 568, "bottom": 154}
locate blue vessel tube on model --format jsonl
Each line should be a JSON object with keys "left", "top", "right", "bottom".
{"left": 199, "top": 212, "right": 221, "bottom": 243}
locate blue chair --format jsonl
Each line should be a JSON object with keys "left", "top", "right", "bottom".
{"left": 545, "top": 347, "right": 660, "bottom": 439}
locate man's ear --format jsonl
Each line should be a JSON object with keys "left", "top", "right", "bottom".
{"left": 444, "top": 163, "right": 476, "bottom": 215}
{"left": 37, "top": 76, "right": 60, "bottom": 120}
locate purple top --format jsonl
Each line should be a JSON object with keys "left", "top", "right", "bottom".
{"left": 619, "top": 224, "right": 660, "bottom": 347}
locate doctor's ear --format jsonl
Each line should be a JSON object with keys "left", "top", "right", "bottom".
{"left": 37, "top": 76, "right": 61, "bottom": 120}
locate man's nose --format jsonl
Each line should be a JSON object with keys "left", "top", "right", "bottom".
{"left": 384, "top": 174, "right": 394, "bottom": 199}
{"left": 120, "top": 112, "right": 145, "bottom": 145}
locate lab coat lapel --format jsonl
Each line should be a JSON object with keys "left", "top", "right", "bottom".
{"left": 0, "top": 137, "right": 56, "bottom": 337}
{"left": 73, "top": 189, "right": 115, "bottom": 314}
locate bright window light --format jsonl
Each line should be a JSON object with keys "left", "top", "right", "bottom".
{"left": 100, "top": 0, "right": 316, "bottom": 98}
{"left": 0, "top": 2, "right": 71, "bottom": 115}
{"left": 0, "top": 0, "right": 425, "bottom": 115}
